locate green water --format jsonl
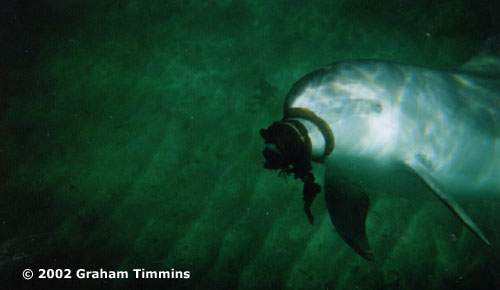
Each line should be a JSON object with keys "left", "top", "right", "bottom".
{"left": 1, "top": 0, "right": 499, "bottom": 289}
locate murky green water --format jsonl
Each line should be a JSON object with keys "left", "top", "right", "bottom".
{"left": 1, "top": 1, "right": 499, "bottom": 289}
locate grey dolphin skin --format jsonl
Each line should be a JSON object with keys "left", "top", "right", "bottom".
{"left": 260, "top": 58, "right": 499, "bottom": 259}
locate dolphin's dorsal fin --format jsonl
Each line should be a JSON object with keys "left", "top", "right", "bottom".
{"left": 406, "top": 161, "right": 491, "bottom": 245}
{"left": 324, "top": 169, "right": 374, "bottom": 260}
{"left": 458, "top": 54, "right": 500, "bottom": 76}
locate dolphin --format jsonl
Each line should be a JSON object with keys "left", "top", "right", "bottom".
{"left": 260, "top": 57, "right": 500, "bottom": 260}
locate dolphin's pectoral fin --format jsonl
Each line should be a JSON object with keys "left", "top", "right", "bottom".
{"left": 324, "top": 171, "right": 374, "bottom": 260}
{"left": 406, "top": 162, "right": 491, "bottom": 246}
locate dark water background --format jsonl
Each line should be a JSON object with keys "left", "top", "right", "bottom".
{"left": 1, "top": 0, "right": 500, "bottom": 289}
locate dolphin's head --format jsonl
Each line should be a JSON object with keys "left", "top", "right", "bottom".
{"left": 258, "top": 62, "right": 399, "bottom": 260}
{"left": 286, "top": 62, "right": 401, "bottom": 159}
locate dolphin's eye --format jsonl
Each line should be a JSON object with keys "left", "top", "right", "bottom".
{"left": 372, "top": 102, "right": 383, "bottom": 113}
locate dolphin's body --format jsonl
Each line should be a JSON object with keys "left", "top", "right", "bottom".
{"left": 286, "top": 59, "right": 500, "bottom": 193}
{"left": 261, "top": 58, "right": 500, "bottom": 259}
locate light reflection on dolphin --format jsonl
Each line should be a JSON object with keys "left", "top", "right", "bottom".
{"left": 260, "top": 58, "right": 499, "bottom": 259}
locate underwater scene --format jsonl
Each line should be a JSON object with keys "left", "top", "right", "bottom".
{"left": 1, "top": 0, "right": 499, "bottom": 289}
